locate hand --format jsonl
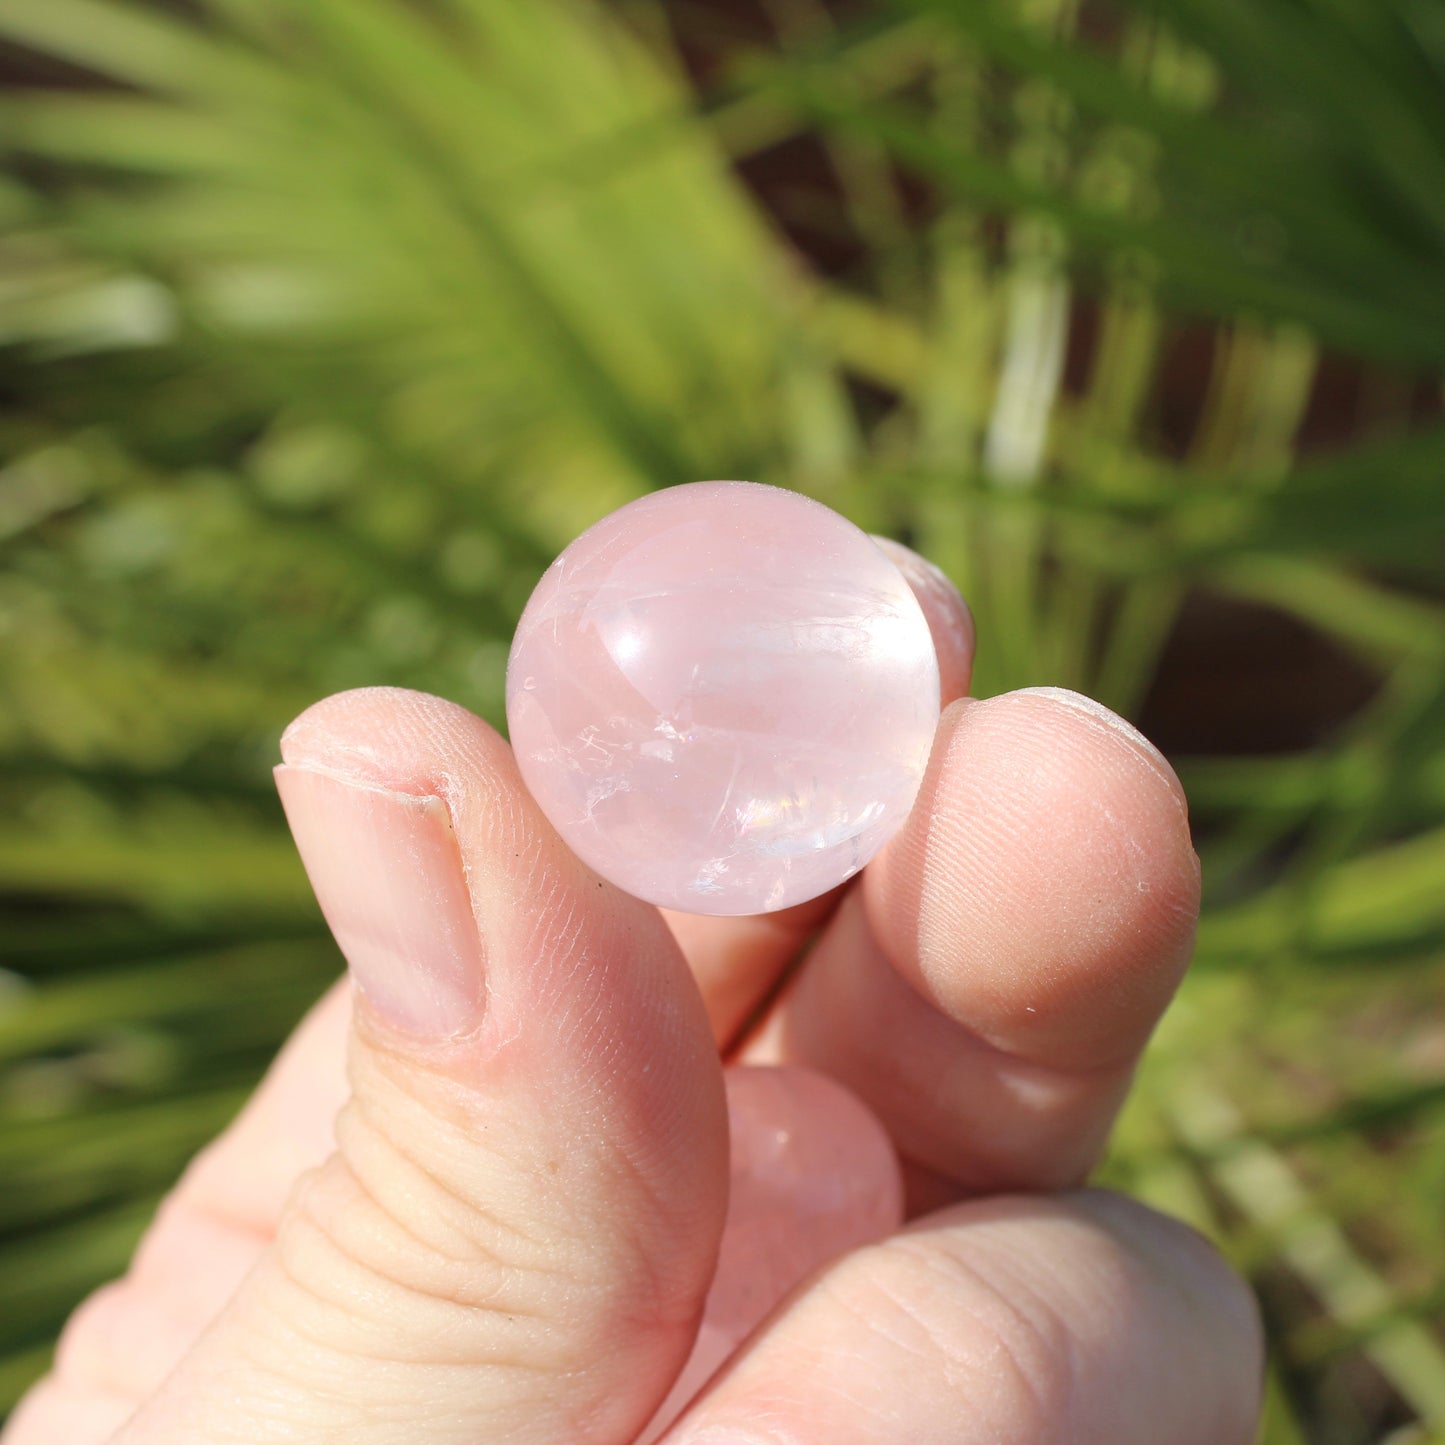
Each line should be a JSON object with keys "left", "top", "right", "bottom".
{"left": 6, "top": 546, "right": 1261, "bottom": 1444}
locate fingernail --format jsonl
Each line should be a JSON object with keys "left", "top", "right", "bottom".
{"left": 274, "top": 764, "right": 486, "bottom": 1037}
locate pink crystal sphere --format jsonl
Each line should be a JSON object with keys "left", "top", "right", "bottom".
{"left": 505, "top": 481, "right": 940, "bottom": 915}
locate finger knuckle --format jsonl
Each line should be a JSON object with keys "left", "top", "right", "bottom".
{"left": 261, "top": 1080, "right": 686, "bottom": 1383}
{"left": 271, "top": 1134, "right": 564, "bottom": 1370}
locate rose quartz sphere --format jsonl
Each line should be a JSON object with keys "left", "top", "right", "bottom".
{"left": 505, "top": 481, "right": 940, "bottom": 915}
{"left": 639, "top": 1066, "right": 903, "bottom": 1442}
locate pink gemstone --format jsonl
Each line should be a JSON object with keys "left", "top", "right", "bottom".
{"left": 638, "top": 1066, "right": 903, "bottom": 1441}
{"left": 505, "top": 481, "right": 940, "bottom": 915}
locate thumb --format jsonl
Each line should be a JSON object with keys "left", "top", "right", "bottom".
{"left": 119, "top": 687, "right": 728, "bottom": 1444}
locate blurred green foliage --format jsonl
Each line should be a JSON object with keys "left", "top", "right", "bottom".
{"left": 1, "top": 0, "right": 1443, "bottom": 1438}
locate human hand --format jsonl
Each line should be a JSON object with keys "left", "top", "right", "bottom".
{"left": 6, "top": 544, "right": 1262, "bottom": 1444}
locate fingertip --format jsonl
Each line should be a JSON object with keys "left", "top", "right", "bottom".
{"left": 1011, "top": 687, "right": 1192, "bottom": 818}
{"left": 1070, "top": 1190, "right": 1263, "bottom": 1359}
{"left": 872, "top": 538, "right": 974, "bottom": 704}
{"left": 867, "top": 689, "right": 1200, "bottom": 1072}
{"left": 662, "top": 1191, "right": 1262, "bottom": 1445}
{"left": 278, "top": 686, "right": 511, "bottom": 801}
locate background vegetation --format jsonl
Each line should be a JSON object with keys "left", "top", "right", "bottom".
{"left": 1, "top": 0, "right": 1442, "bottom": 1439}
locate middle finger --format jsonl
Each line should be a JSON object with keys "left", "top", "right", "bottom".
{"left": 745, "top": 687, "right": 1201, "bottom": 1210}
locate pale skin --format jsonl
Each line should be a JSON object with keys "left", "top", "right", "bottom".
{"left": 6, "top": 544, "right": 1263, "bottom": 1444}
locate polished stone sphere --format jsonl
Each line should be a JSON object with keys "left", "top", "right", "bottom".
{"left": 505, "top": 481, "right": 940, "bottom": 915}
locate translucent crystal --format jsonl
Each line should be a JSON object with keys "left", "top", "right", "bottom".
{"left": 505, "top": 481, "right": 940, "bottom": 915}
